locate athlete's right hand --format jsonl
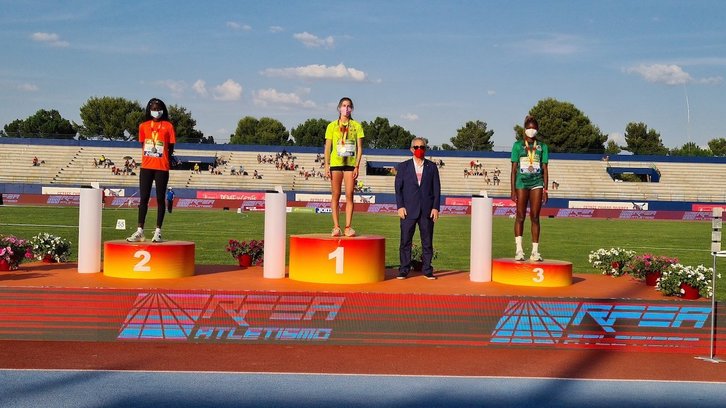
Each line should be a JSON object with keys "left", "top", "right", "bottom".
{"left": 511, "top": 191, "right": 517, "bottom": 202}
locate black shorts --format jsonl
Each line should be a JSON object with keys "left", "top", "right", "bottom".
{"left": 330, "top": 165, "right": 355, "bottom": 172}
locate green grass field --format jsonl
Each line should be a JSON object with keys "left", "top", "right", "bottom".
{"left": 1, "top": 205, "right": 724, "bottom": 299}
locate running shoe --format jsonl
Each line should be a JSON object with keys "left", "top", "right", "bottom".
{"left": 126, "top": 229, "right": 145, "bottom": 242}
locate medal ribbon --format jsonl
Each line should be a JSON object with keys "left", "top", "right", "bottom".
{"left": 338, "top": 120, "right": 349, "bottom": 145}
{"left": 525, "top": 139, "right": 537, "bottom": 166}
{"left": 150, "top": 121, "right": 160, "bottom": 148}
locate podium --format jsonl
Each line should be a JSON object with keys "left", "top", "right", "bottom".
{"left": 289, "top": 234, "right": 385, "bottom": 284}
{"left": 103, "top": 240, "right": 195, "bottom": 279}
{"left": 492, "top": 258, "right": 572, "bottom": 287}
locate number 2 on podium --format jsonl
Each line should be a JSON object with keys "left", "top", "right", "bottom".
{"left": 328, "top": 246, "right": 344, "bottom": 274}
{"left": 133, "top": 250, "right": 151, "bottom": 272}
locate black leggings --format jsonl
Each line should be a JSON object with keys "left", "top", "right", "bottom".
{"left": 138, "top": 168, "right": 169, "bottom": 228}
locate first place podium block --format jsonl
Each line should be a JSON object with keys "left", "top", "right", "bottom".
{"left": 103, "top": 240, "right": 195, "bottom": 279}
{"left": 492, "top": 258, "right": 573, "bottom": 287}
{"left": 289, "top": 234, "right": 385, "bottom": 284}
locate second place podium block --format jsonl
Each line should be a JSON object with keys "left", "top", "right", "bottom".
{"left": 103, "top": 240, "right": 196, "bottom": 279}
{"left": 289, "top": 234, "right": 385, "bottom": 284}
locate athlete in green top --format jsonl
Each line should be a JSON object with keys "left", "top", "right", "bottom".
{"left": 324, "top": 97, "right": 364, "bottom": 237}
{"left": 510, "top": 115, "right": 549, "bottom": 262}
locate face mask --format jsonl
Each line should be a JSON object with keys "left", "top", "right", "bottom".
{"left": 414, "top": 148, "right": 426, "bottom": 159}
{"left": 524, "top": 128, "right": 538, "bottom": 138}
{"left": 150, "top": 110, "right": 163, "bottom": 119}
{"left": 339, "top": 107, "right": 352, "bottom": 117}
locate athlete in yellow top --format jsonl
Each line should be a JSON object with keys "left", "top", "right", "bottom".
{"left": 324, "top": 97, "right": 364, "bottom": 237}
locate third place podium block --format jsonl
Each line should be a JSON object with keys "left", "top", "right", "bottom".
{"left": 289, "top": 234, "right": 385, "bottom": 284}
{"left": 492, "top": 258, "right": 573, "bottom": 287}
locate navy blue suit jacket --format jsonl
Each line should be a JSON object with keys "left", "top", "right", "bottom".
{"left": 394, "top": 158, "right": 441, "bottom": 218}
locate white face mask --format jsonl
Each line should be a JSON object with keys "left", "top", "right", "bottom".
{"left": 150, "top": 110, "right": 163, "bottom": 119}
{"left": 524, "top": 128, "right": 538, "bottom": 138}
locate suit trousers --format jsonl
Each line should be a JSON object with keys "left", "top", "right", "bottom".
{"left": 399, "top": 213, "right": 435, "bottom": 275}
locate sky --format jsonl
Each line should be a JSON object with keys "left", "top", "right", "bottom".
{"left": 1, "top": 0, "right": 725, "bottom": 150}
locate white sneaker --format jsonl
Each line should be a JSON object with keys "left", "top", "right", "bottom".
{"left": 514, "top": 250, "right": 525, "bottom": 261}
{"left": 530, "top": 252, "right": 543, "bottom": 262}
{"left": 126, "top": 229, "right": 145, "bottom": 242}
{"left": 151, "top": 230, "right": 163, "bottom": 243}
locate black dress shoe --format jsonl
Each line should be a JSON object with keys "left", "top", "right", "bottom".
{"left": 397, "top": 272, "right": 408, "bottom": 280}
{"left": 424, "top": 273, "right": 437, "bottom": 280}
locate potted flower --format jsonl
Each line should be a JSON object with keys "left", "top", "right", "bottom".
{"left": 588, "top": 247, "right": 635, "bottom": 277}
{"left": 225, "top": 239, "right": 264, "bottom": 267}
{"left": 656, "top": 263, "right": 719, "bottom": 299}
{"left": 410, "top": 243, "right": 438, "bottom": 271}
{"left": 0, "top": 235, "right": 33, "bottom": 271}
{"left": 625, "top": 254, "right": 679, "bottom": 286}
{"left": 29, "top": 233, "right": 72, "bottom": 263}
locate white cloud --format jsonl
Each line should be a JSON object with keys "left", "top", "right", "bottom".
{"left": 401, "top": 113, "right": 419, "bottom": 121}
{"left": 192, "top": 80, "right": 208, "bottom": 97}
{"left": 608, "top": 132, "right": 625, "bottom": 145}
{"left": 156, "top": 80, "right": 186, "bottom": 96}
{"left": 293, "top": 32, "right": 334, "bottom": 48}
{"left": 261, "top": 63, "right": 367, "bottom": 82}
{"left": 487, "top": 90, "right": 496, "bottom": 96}
{"left": 625, "top": 64, "right": 692, "bottom": 85}
{"left": 516, "top": 34, "right": 582, "bottom": 55}
{"left": 18, "top": 83, "right": 39, "bottom": 92}
{"left": 30, "top": 32, "right": 69, "bottom": 47}
{"left": 213, "top": 79, "right": 243, "bottom": 101}
{"left": 253, "top": 88, "right": 316, "bottom": 108}
{"left": 269, "top": 26, "right": 284, "bottom": 33}
{"left": 226, "top": 21, "right": 251, "bottom": 31}
{"left": 697, "top": 76, "right": 724, "bottom": 85}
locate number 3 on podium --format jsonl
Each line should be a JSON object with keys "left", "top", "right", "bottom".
{"left": 532, "top": 267, "right": 544, "bottom": 283}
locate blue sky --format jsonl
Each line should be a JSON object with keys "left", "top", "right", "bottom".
{"left": 1, "top": 0, "right": 725, "bottom": 150}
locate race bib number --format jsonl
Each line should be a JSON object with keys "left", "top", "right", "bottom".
{"left": 144, "top": 140, "right": 163, "bottom": 158}
{"left": 519, "top": 157, "right": 540, "bottom": 174}
{"left": 337, "top": 140, "right": 356, "bottom": 157}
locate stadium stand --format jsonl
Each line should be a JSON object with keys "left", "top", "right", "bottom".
{"left": 1, "top": 138, "right": 725, "bottom": 203}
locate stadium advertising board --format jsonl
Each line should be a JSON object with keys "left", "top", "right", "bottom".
{"left": 570, "top": 200, "right": 649, "bottom": 210}
{"left": 197, "top": 191, "right": 265, "bottom": 200}
{"left": 295, "top": 194, "right": 375, "bottom": 204}
{"left": 446, "top": 197, "right": 515, "bottom": 207}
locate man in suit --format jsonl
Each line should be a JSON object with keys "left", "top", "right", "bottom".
{"left": 395, "top": 137, "right": 441, "bottom": 280}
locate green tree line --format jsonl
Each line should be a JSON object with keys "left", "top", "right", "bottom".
{"left": 2, "top": 96, "right": 725, "bottom": 156}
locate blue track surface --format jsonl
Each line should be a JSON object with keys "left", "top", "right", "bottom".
{"left": 1, "top": 370, "right": 724, "bottom": 407}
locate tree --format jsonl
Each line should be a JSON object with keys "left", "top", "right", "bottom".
{"left": 78, "top": 96, "right": 142, "bottom": 140}
{"left": 623, "top": 122, "right": 669, "bottom": 155}
{"left": 200, "top": 135, "right": 216, "bottom": 144}
{"left": 515, "top": 98, "right": 607, "bottom": 154}
{"left": 231, "top": 116, "right": 258, "bottom": 144}
{"left": 707, "top": 138, "right": 726, "bottom": 157}
{"left": 670, "top": 142, "right": 712, "bottom": 157}
{"left": 291, "top": 118, "right": 328, "bottom": 147}
{"left": 230, "top": 116, "right": 290, "bottom": 145}
{"left": 604, "top": 140, "right": 622, "bottom": 155}
{"left": 360, "top": 117, "right": 414, "bottom": 149}
{"left": 256, "top": 117, "right": 290, "bottom": 145}
{"left": 3, "top": 109, "right": 76, "bottom": 138}
{"left": 168, "top": 105, "right": 204, "bottom": 143}
{"left": 448, "top": 120, "right": 494, "bottom": 151}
